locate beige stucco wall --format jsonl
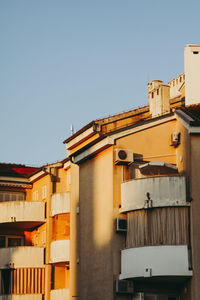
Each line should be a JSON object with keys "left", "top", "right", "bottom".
{"left": 189, "top": 135, "right": 200, "bottom": 300}
{"left": 69, "top": 163, "right": 79, "bottom": 300}
{"left": 115, "top": 120, "right": 177, "bottom": 165}
{"left": 32, "top": 174, "right": 51, "bottom": 202}
{"left": 78, "top": 147, "right": 114, "bottom": 300}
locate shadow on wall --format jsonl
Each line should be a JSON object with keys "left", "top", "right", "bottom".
{"left": 78, "top": 149, "right": 127, "bottom": 300}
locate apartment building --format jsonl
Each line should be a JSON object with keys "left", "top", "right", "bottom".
{"left": 29, "top": 161, "right": 71, "bottom": 300}
{"left": 0, "top": 161, "right": 71, "bottom": 300}
{"left": 63, "top": 44, "right": 200, "bottom": 300}
{"left": 0, "top": 163, "right": 45, "bottom": 299}
{"left": 1, "top": 44, "right": 200, "bottom": 300}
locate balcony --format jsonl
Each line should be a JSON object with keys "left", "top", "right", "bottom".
{"left": 0, "top": 247, "right": 44, "bottom": 269}
{"left": 0, "top": 201, "right": 45, "bottom": 228}
{"left": 121, "top": 176, "right": 187, "bottom": 212}
{"left": 50, "top": 289, "right": 69, "bottom": 300}
{"left": 0, "top": 296, "right": 43, "bottom": 300}
{"left": 50, "top": 240, "right": 70, "bottom": 264}
{"left": 51, "top": 193, "right": 70, "bottom": 216}
{"left": 120, "top": 245, "right": 192, "bottom": 280}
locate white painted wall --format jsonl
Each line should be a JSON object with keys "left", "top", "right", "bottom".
{"left": 185, "top": 44, "right": 200, "bottom": 105}
{"left": 0, "top": 247, "right": 44, "bottom": 268}
{"left": 121, "top": 176, "right": 186, "bottom": 212}
{"left": 0, "top": 201, "right": 45, "bottom": 223}
{"left": 50, "top": 240, "right": 70, "bottom": 263}
{"left": 50, "top": 288, "right": 69, "bottom": 300}
{"left": 51, "top": 193, "right": 70, "bottom": 216}
{"left": 120, "top": 245, "right": 192, "bottom": 280}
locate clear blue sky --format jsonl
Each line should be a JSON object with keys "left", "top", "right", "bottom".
{"left": 0, "top": 0, "right": 199, "bottom": 166}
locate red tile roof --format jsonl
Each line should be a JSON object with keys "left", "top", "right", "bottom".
{"left": 0, "top": 163, "right": 39, "bottom": 178}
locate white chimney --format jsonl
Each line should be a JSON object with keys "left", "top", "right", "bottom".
{"left": 148, "top": 80, "right": 170, "bottom": 117}
{"left": 184, "top": 44, "right": 200, "bottom": 105}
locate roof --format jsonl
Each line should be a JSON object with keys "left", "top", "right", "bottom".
{"left": 0, "top": 163, "right": 39, "bottom": 178}
{"left": 179, "top": 104, "right": 200, "bottom": 125}
{"left": 63, "top": 105, "right": 148, "bottom": 144}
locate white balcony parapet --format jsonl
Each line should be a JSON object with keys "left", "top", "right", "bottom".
{"left": 51, "top": 193, "right": 70, "bottom": 216}
{"left": 0, "top": 295, "right": 43, "bottom": 300}
{"left": 0, "top": 201, "right": 45, "bottom": 224}
{"left": 0, "top": 247, "right": 44, "bottom": 269}
{"left": 121, "top": 176, "right": 187, "bottom": 212}
{"left": 50, "top": 288, "right": 69, "bottom": 300}
{"left": 50, "top": 240, "right": 70, "bottom": 263}
{"left": 120, "top": 245, "right": 192, "bottom": 280}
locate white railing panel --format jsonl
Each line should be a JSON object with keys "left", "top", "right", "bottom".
{"left": 50, "top": 288, "right": 69, "bottom": 300}
{"left": 121, "top": 176, "right": 187, "bottom": 212}
{"left": 51, "top": 193, "right": 70, "bottom": 216}
{"left": 0, "top": 201, "right": 45, "bottom": 223}
{"left": 0, "top": 295, "right": 43, "bottom": 300}
{"left": 50, "top": 240, "right": 70, "bottom": 263}
{"left": 120, "top": 245, "right": 192, "bottom": 280}
{"left": 0, "top": 247, "right": 44, "bottom": 268}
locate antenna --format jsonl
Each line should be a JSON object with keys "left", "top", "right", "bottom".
{"left": 70, "top": 124, "right": 75, "bottom": 136}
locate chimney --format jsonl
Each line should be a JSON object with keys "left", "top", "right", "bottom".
{"left": 148, "top": 80, "right": 170, "bottom": 117}
{"left": 184, "top": 44, "right": 200, "bottom": 105}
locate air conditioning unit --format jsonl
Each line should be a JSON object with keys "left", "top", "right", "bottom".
{"left": 115, "top": 149, "right": 134, "bottom": 165}
{"left": 116, "top": 218, "right": 127, "bottom": 232}
{"left": 115, "top": 280, "right": 134, "bottom": 294}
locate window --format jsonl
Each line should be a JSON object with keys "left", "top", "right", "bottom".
{"left": 0, "top": 192, "right": 25, "bottom": 202}
{"left": 42, "top": 230, "right": 46, "bottom": 244}
{"left": 0, "top": 236, "right": 5, "bottom": 248}
{"left": 42, "top": 185, "right": 47, "bottom": 199}
{"left": 7, "top": 237, "right": 22, "bottom": 247}
{"left": 33, "top": 190, "right": 38, "bottom": 201}
{"left": 0, "top": 235, "right": 24, "bottom": 248}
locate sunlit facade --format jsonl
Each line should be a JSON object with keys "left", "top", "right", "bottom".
{"left": 1, "top": 44, "right": 200, "bottom": 300}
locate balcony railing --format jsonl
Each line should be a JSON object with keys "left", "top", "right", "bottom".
{"left": 50, "top": 288, "right": 69, "bottom": 300}
{"left": 50, "top": 240, "right": 70, "bottom": 264}
{"left": 0, "top": 296, "right": 43, "bottom": 300}
{"left": 51, "top": 193, "right": 70, "bottom": 216}
{"left": 0, "top": 247, "right": 44, "bottom": 269}
{"left": 121, "top": 176, "right": 187, "bottom": 212}
{"left": 120, "top": 245, "right": 192, "bottom": 280}
{"left": 0, "top": 201, "right": 45, "bottom": 224}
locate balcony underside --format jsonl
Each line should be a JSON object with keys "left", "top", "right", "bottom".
{"left": 0, "top": 221, "right": 45, "bottom": 231}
